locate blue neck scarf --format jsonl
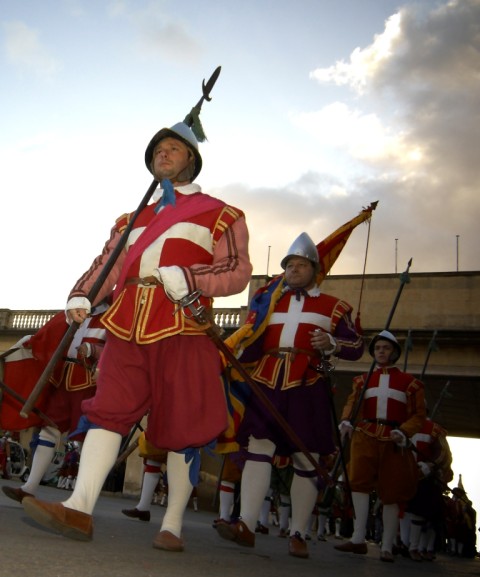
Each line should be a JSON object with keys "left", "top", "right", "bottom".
{"left": 154, "top": 178, "right": 176, "bottom": 214}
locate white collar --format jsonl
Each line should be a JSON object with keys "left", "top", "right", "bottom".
{"left": 282, "top": 283, "right": 322, "bottom": 297}
{"left": 151, "top": 182, "right": 201, "bottom": 203}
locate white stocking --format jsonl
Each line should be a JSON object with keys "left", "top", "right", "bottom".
{"left": 218, "top": 481, "right": 235, "bottom": 520}
{"left": 351, "top": 491, "right": 369, "bottom": 544}
{"left": 63, "top": 428, "right": 121, "bottom": 515}
{"left": 23, "top": 427, "right": 61, "bottom": 495}
{"left": 382, "top": 503, "right": 399, "bottom": 554}
{"left": 239, "top": 437, "right": 275, "bottom": 532}
{"left": 137, "top": 461, "right": 162, "bottom": 511}
{"left": 289, "top": 451, "right": 319, "bottom": 538}
{"left": 317, "top": 513, "right": 328, "bottom": 537}
{"left": 160, "top": 451, "right": 193, "bottom": 538}
{"left": 279, "top": 494, "right": 291, "bottom": 530}
{"left": 258, "top": 488, "right": 273, "bottom": 526}
{"left": 408, "top": 514, "right": 424, "bottom": 551}
{"left": 399, "top": 512, "right": 411, "bottom": 547}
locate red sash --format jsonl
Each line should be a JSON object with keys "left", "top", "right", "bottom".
{"left": 114, "top": 192, "right": 225, "bottom": 298}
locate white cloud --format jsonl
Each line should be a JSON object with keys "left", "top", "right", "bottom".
{"left": 309, "top": 12, "right": 402, "bottom": 95}
{"left": 3, "top": 20, "right": 61, "bottom": 78}
{"left": 296, "top": 0, "right": 480, "bottom": 279}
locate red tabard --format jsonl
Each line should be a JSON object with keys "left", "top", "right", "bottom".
{"left": 100, "top": 201, "right": 245, "bottom": 344}
{"left": 350, "top": 367, "right": 425, "bottom": 439}
{"left": 250, "top": 291, "right": 351, "bottom": 390}
{"left": 50, "top": 313, "right": 107, "bottom": 392}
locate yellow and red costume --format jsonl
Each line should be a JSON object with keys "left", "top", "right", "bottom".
{"left": 229, "top": 277, "right": 364, "bottom": 456}
{"left": 342, "top": 366, "right": 426, "bottom": 504}
{"left": 0, "top": 309, "right": 106, "bottom": 434}
{"left": 69, "top": 184, "right": 252, "bottom": 451}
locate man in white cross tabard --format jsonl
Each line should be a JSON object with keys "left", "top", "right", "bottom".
{"left": 335, "top": 330, "right": 426, "bottom": 563}
{"left": 217, "top": 232, "right": 364, "bottom": 559}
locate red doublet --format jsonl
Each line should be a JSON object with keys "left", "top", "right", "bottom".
{"left": 411, "top": 418, "right": 437, "bottom": 462}
{"left": 0, "top": 311, "right": 106, "bottom": 432}
{"left": 72, "top": 186, "right": 252, "bottom": 449}
{"left": 410, "top": 418, "right": 453, "bottom": 481}
{"left": 251, "top": 291, "right": 352, "bottom": 390}
{"left": 50, "top": 314, "right": 106, "bottom": 392}
{"left": 346, "top": 367, "right": 425, "bottom": 440}
{"left": 102, "top": 200, "right": 243, "bottom": 343}
{"left": 342, "top": 366, "right": 426, "bottom": 503}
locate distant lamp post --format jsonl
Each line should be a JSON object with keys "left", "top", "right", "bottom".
{"left": 456, "top": 235, "right": 460, "bottom": 272}
{"left": 395, "top": 238, "right": 398, "bottom": 274}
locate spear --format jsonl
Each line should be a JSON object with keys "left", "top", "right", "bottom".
{"left": 430, "top": 380, "right": 452, "bottom": 421}
{"left": 403, "top": 329, "right": 413, "bottom": 372}
{"left": 19, "top": 66, "right": 222, "bottom": 420}
{"left": 421, "top": 330, "right": 439, "bottom": 381}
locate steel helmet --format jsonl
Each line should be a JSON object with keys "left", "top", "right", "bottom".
{"left": 144, "top": 122, "right": 203, "bottom": 180}
{"left": 369, "top": 330, "right": 402, "bottom": 363}
{"left": 280, "top": 232, "right": 320, "bottom": 270}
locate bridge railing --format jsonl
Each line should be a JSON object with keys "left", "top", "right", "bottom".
{"left": 1, "top": 307, "right": 243, "bottom": 333}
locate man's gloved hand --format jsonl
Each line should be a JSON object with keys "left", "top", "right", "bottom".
{"left": 418, "top": 461, "right": 433, "bottom": 477}
{"left": 66, "top": 297, "right": 91, "bottom": 324}
{"left": 153, "top": 266, "right": 189, "bottom": 301}
{"left": 339, "top": 420, "right": 354, "bottom": 441}
{"left": 390, "top": 428, "right": 407, "bottom": 447}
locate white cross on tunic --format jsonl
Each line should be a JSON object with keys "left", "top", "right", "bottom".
{"left": 129, "top": 222, "right": 212, "bottom": 277}
{"left": 364, "top": 373, "right": 406, "bottom": 420}
{"left": 268, "top": 294, "right": 331, "bottom": 348}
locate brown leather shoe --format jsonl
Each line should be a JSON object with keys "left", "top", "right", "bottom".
{"left": 22, "top": 497, "right": 93, "bottom": 541}
{"left": 152, "top": 530, "right": 184, "bottom": 552}
{"left": 334, "top": 540, "right": 368, "bottom": 554}
{"left": 121, "top": 507, "right": 150, "bottom": 522}
{"left": 409, "top": 549, "right": 423, "bottom": 562}
{"left": 255, "top": 522, "right": 269, "bottom": 534}
{"left": 2, "top": 486, "right": 33, "bottom": 503}
{"left": 216, "top": 520, "right": 255, "bottom": 547}
{"left": 288, "top": 532, "right": 309, "bottom": 558}
{"left": 380, "top": 551, "right": 395, "bottom": 563}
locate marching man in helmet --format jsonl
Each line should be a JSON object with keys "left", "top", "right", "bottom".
{"left": 335, "top": 330, "right": 426, "bottom": 562}
{"left": 217, "top": 232, "right": 364, "bottom": 558}
{"left": 22, "top": 118, "right": 252, "bottom": 552}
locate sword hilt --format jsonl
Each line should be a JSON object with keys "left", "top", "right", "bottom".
{"left": 174, "top": 289, "right": 207, "bottom": 322}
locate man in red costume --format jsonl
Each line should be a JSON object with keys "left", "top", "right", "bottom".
{"left": 335, "top": 330, "right": 426, "bottom": 562}
{"left": 400, "top": 416, "right": 453, "bottom": 561}
{"left": 2, "top": 305, "right": 107, "bottom": 501}
{"left": 217, "top": 232, "right": 364, "bottom": 559}
{"left": 22, "top": 120, "right": 252, "bottom": 552}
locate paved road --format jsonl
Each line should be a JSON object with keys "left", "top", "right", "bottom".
{"left": 0, "top": 479, "right": 478, "bottom": 577}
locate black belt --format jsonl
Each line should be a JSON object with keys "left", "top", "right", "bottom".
{"left": 62, "top": 357, "right": 84, "bottom": 366}
{"left": 265, "top": 347, "right": 314, "bottom": 358}
{"left": 361, "top": 418, "right": 400, "bottom": 428}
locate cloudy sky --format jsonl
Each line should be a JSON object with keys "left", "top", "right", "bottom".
{"left": 1, "top": 0, "right": 479, "bottom": 311}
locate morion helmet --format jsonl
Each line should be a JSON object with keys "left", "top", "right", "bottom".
{"left": 369, "top": 330, "right": 402, "bottom": 363}
{"left": 144, "top": 122, "right": 203, "bottom": 180}
{"left": 280, "top": 232, "right": 320, "bottom": 270}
